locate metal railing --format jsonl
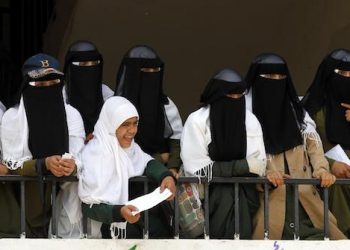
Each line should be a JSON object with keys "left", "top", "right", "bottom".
{"left": 0, "top": 175, "right": 349, "bottom": 240}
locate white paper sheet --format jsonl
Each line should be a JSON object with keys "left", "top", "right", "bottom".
{"left": 126, "top": 187, "right": 172, "bottom": 215}
{"left": 325, "top": 144, "right": 350, "bottom": 165}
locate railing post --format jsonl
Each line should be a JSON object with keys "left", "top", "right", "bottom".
{"left": 293, "top": 184, "right": 299, "bottom": 240}
{"left": 234, "top": 182, "right": 240, "bottom": 240}
{"left": 143, "top": 179, "right": 149, "bottom": 239}
{"left": 204, "top": 182, "right": 210, "bottom": 239}
{"left": 82, "top": 215, "right": 88, "bottom": 239}
{"left": 174, "top": 181, "right": 180, "bottom": 239}
{"left": 263, "top": 182, "right": 269, "bottom": 240}
{"left": 51, "top": 180, "right": 57, "bottom": 238}
{"left": 20, "top": 181, "right": 26, "bottom": 239}
{"left": 323, "top": 187, "right": 330, "bottom": 240}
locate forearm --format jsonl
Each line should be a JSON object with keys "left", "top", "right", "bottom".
{"left": 145, "top": 159, "right": 174, "bottom": 183}
{"left": 82, "top": 203, "right": 124, "bottom": 224}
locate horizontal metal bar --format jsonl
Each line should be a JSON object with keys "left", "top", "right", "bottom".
{"left": 1, "top": 175, "right": 350, "bottom": 185}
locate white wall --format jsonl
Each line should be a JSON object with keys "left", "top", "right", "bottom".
{"left": 1, "top": 239, "right": 350, "bottom": 250}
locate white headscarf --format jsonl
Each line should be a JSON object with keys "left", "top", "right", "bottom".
{"left": 181, "top": 106, "right": 266, "bottom": 180}
{"left": 78, "top": 96, "right": 152, "bottom": 205}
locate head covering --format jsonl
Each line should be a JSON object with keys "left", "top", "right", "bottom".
{"left": 245, "top": 53, "right": 304, "bottom": 154}
{"left": 78, "top": 96, "right": 152, "bottom": 205}
{"left": 302, "top": 48, "right": 350, "bottom": 149}
{"left": 200, "top": 68, "right": 247, "bottom": 161}
{"left": 64, "top": 40, "right": 104, "bottom": 135}
{"left": 114, "top": 45, "right": 171, "bottom": 155}
{"left": 21, "top": 53, "right": 68, "bottom": 158}
{"left": 0, "top": 44, "right": 21, "bottom": 108}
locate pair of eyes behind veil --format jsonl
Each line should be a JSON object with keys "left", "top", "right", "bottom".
{"left": 28, "top": 78, "right": 61, "bottom": 87}
{"left": 259, "top": 74, "right": 287, "bottom": 80}
{"left": 72, "top": 60, "right": 101, "bottom": 67}
{"left": 334, "top": 69, "right": 350, "bottom": 78}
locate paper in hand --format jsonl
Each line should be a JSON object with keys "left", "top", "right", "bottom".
{"left": 325, "top": 144, "right": 350, "bottom": 165}
{"left": 126, "top": 187, "right": 172, "bottom": 216}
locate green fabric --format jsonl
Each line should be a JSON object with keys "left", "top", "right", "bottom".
{"left": 167, "top": 139, "right": 181, "bottom": 169}
{"left": 313, "top": 109, "right": 350, "bottom": 234}
{"left": 212, "top": 159, "right": 250, "bottom": 177}
{"left": 209, "top": 159, "right": 258, "bottom": 239}
{"left": 151, "top": 139, "right": 181, "bottom": 170}
{"left": 11, "top": 160, "right": 37, "bottom": 176}
{"left": 0, "top": 183, "right": 21, "bottom": 238}
{"left": 282, "top": 184, "right": 323, "bottom": 240}
{"left": 314, "top": 109, "right": 350, "bottom": 166}
{"left": 82, "top": 203, "right": 123, "bottom": 224}
{"left": 329, "top": 185, "right": 350, "bottom": 234}
{"left": 11, "top": 159, "right": 51, "bottom": 238}
{"left": 144, "top": 159, "right": 169, "bottom": 183}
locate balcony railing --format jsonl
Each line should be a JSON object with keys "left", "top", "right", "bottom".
{"left": 0, "top": 175, "right": 349, "bottom": 240}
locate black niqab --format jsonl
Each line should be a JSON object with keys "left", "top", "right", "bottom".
{"left": 22, "top": 75, "right": 68, "bottom": 158}
{"left": 64, "top": 40, "right": 104, "bottom": 135}
{"left": 302, "top": 49, "right": 350, "bottom": 149}
{"left": 201, "top": 68, "right": 247, "bottom": 161}
{"left": 245, "top": 53, "right": 304, "bottom": 154}
{"left": 114, "top": 45, "right": 171, "bottom": 154}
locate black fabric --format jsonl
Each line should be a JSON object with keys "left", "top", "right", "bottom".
{"left": 64, "top": 48, "right": 104, "bottom": 135}
{"left": 201, "top": 69, "right": 258, "bottom": 239}
{"left": 200, "top": 79, "right": 246, "bottom": 105}
{"left": 302, "top": 50, "right": 350, "bottom": 115}
{"left": 22, "top": 81, "right": 68, "bottom": 158}
{"left": 246, "top": 59, "right": 304, "bottom": 154}
{"left": 0, "top": 44, "right": 22, "bottom": 108}
{"left": 324, "top": 74, "right": 350, "bottom": 148}
{"left": 209, "top": 183, "right": 259, "bottom": 239}
{"left": 115, "top": 54, "right": 170, "bottom": 155}
{"left": 200, "top": 77, "right": 247, "bottom": 161}
{"left": 208, "top": 96, "right": 246, "bottom": 161}
{"left": 302, "top": 50, "right": 350, "bottom": 149}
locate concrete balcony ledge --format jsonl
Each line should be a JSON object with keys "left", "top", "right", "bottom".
{"left": 1, "top": 239, "right": 350, "bottom": 250}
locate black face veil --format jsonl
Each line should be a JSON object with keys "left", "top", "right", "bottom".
{"left": 22, "top": 74, "right": 68, "bottom": 159}
{"left": 114, "top": 45, "right": 171, "bottom": 154}
{"left": 245, "top": 53, "right": 304, "bottom": 154}
{"left": 64, "top": 40, "right": 104, "bottom": 135}
{"left": 201, "top": 68, "right": 247, "bottom": 161}
{"left": 302, "top": 49, "right": 350, "bottom": 149}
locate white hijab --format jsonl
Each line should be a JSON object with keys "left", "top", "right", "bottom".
{"left": 78, "top": 96, "right": 152, "bottom": 205}
{"left": 181, "top": 105, "right": 266, "bottom": 179}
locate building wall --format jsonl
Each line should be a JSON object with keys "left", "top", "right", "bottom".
{"left": 44, "top": 0, "right": 350, "bottom": 119}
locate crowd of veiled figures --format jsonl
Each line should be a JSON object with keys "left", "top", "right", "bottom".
{"left": 0, "top": 42, "right": 350, "bottom": 240}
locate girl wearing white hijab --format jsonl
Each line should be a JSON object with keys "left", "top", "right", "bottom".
{"left": 78, "top": 96, "right": 176, "bottom": 239}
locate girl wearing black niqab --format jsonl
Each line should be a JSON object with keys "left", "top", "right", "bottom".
{"left": 302, "top": 49, "right": 350, "bottom": 237}
{"left": 64, "top": 40, "right": 114, "bottom": 138}
{"left": 1, "top": 53, "right": 85, "bottom": 238}
{"left": 181, "top": 68, "right": 266, "bottom": 239}
{"left": 246, "top": 53, "right": 344, "bottom": 240}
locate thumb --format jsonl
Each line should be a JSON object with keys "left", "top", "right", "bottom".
{"left": 341, "top": 103, "right": 350, "bottom": 109}
{"left": 127, "top": 205, "right": 139, "bottom": 212}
